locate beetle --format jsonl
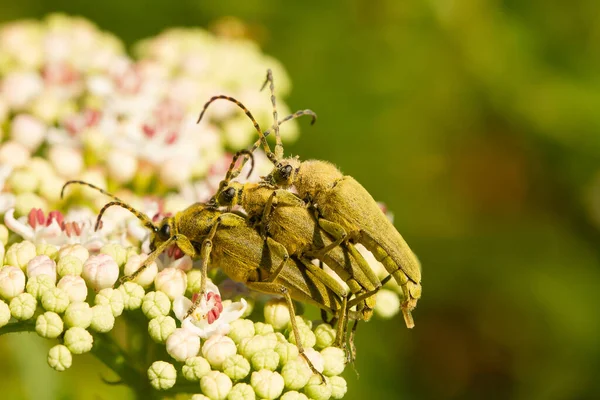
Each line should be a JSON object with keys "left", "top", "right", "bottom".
{"left": 197, "top": 69, "right": 422, "bottom": 328}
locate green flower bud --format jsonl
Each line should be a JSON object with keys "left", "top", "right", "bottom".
{"left": 280, "top": 391, "right": 308, "bottom": 400}
{"left": 95, "top": 288, "right": 124, "bottom": 317}
{"left": 0, "top": 243, "right": 4, "bottom": 264}
{"left": 227, "top": 383, "right": 256, "bottom": 400}
{"left": 314, "top": 324, "right": 336, "bottom": 350}
{"left": 41, "top": 287, "right": 70, "bottom": 313}
{"left": 287, "top": 324, "right": 316, "bottom": 349}
{"left": 329, "top": 376, "right": 347, "bottom": 399}
{"left": 8, "top": 168, "right": 39, "bottom": 194}
{"left": 0, "top": 225, "right": 8, "bottom": 245}
{"left": 63, "top": 302, "right": 92, "bottom": 328}
{"left": 9, "top": 292, "right": 37, "bottom": 320}
{"left": 99, "top": 243, "right": 127, "bottom": 267}
{"left": 264, "top": 298, "right": 290, "bottom": 331}
{"left": 200, "top": 371, "right": 233, "bottom": 400}
{"left": 320, "top": 347, "right": 345, "bottom": 377}
{"left": 90, "top": 304, "right": 115, "bottom": 332}
{"left": 238, "top": 335, "right": 270, "bottom": 359}
{"left": 251, "top": 370, "right": 284, "bottom": 400}
{"left": 303, "top": 375, "right": 331, "bottom": 400}
{"left": 228, "top": 319, "right": 255, "bottom": 344}
{"left": 5, "top": 241, "right": 36, "bottom": 271}
{"left": 118, "top": 281, "right": 145, "bottom": 310}
{"left": 142, "top": 291, "right": 171, "bottom": 319}
{"left": 0, "top": 266, "right": 26, "bottom": 300}
{"left": 148, "top": 315, "right": 176, "bottom": 344}
{"left": 274, "top": 342, "right": 299, "bottom": 368}
{"left": 36, "top": 311, "right": 64, "bottom": 338}
{"left": 262, "top": 333, "right": 278, "bottom": 350}
{"left": 64, "top": 327, "right": 93, "bottom": 354}
{"left": 148, "top": 361, "right": 177, "bottom": 390}
{"left": 222, "top": 354, "right": 251, "bottom": 381}
{"left": 35, "top": 243, "right": 58, "bottom": 260}
{"left": 254, "top": 322, "right": 274, "bottom": 336}
{"left": 0, "top": 300, "right": 10, "bottom": 327}
{"left": 182, "top": 356, "right": 211, "bottom": 381}
{"left": 374, "top": 289, "right": 401, "bottom": 319}
{"left": 281, "top": 358, "right": 312, "bottom": 390}
{"left": 186, "top": 269, "right": 202, "bottom": 296}
{"left": 48, "top": 344, "right": 72, "bottom": 372}
{"left": 58, "top": 244, "right": 89, "bottom": 264}
{"left": 251, "top": 349, "right": 280, "bottom": 372}
{"left": 26, "top": 274, "right": 56, "bottom": 300}
{"left": 202, "top": 335, "right": 237, "bottom": 370}
{"left": 191, "top": 395, "right": 210, "bottom": 400}
{"left": 274, "top": 332, "right": 287, "bottom": 343}
{"left": 15, "top": 193, "right": 47, "bottom": 218}
{"left": 56, "top": 255, "right": 83, "bottom": 277}
{"left": 166, "top": 327, "right": 201, "bottom": 362}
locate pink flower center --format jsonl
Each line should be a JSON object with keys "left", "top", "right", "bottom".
{"left": 191, "top": 291, "right": 223, "bottom": 325}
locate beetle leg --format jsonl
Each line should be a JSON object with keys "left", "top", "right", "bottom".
{"left": 121, "top": 235, "right": 177, "bottom": 283}
{"left": 246, "top": 281, "right": 325, "bottom": 382}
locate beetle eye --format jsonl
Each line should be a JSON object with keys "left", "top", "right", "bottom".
{"left": 222, "top": 187, "right": 236, "bottom": 203}
{"left": 280, "top": 165, "right": 293, "bottom": 179}
{"left": 159, "top": 224, "right": 171, "bottom": 239}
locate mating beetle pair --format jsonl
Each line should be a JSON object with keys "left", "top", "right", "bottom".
{"left": 62, "top": 69, "right": 421, "bottom": 377}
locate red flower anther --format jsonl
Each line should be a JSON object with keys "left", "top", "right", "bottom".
{"left": 165, "top": 131, "right": 178, "bottom": 145}
{"left": 28, "top": 208, "right": 45, "bottom": 228}
{"left": 207, "top": 309, "right": 218, "bottom": 324}
{"left": 46, "top": 210, "right": 64, "bottom": 227}
{"left": 166, "top": 244, "right": 184, "bottom": 259}
{"left": 84, "top": 109, "right": 102, "bottom": 127}
{"left": 142, "top": 124, "right": 156, "bottom": 138}
{"left": 42, "top": 62, "right": 80, "bottom": 85}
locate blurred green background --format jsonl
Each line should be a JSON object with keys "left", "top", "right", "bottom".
{"left": 2, "top": 1, "right": 600, "bottom": 399}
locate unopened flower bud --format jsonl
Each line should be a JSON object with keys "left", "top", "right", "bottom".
{"left": 5, "top": 240, "right": 36, "bottom": 271}
{"left": 264, "top": 298, "right": 290, "bottom": 330}
{"left": 148, "top": 361, "right": 177, "bottom": 390}
{"left": 202, "top": 335, "right": 237, "bottom": 370}
{"left": 287, "top": 324, "right": 316, "bottom": 349}
{"left": 169, "top": 255, "right": 192, "bottom": 272}
{"left": 154, "top": 267, "right": 187, "bottom": 300}
{"left": 57, "top": 255, "right": 83, "bottom": 276}
{"left": 281, "top": 358, "right": 312, "bottom": 390}
{"left": 281, "top": 391, "right": 308, "bottom": 400}
{"left": 303, "top": 375, "right": 332, "bottom": 400}
{"left": 254, "top": 322, "right": 275, "bottom": 336}
{"left": 26, "top": 255, "right": 57, "bottom": 283}
{"left": 314, "top": 324, "right": 336, "bottom": 350}
{"left": 9, "top": 292, "right": 36, "bottom": 320}
{"left": 7, "top": 168, "right": 39, "bottom": 194}
{"left": 106, "top": 149, "right": 138, "bottom": 184}
{"left": 303, "top": 348, "right": 325, "bottom": 374}
{"left": 0, "top": 265, "right": 26, "bottom": 300}
{"left": 99, "top": 243, "right": 128, "bottom": 267}
{"left": 191, "top": 395, "right": 210, "bottom": 400}
{"left": 251, "top": 349, "right": 280, "bottom": 371}
{"left": 57, "top": 275, "right": 87, "bottom": 302}
{"left": 274, "top": 342, "right": 299, "bottom": 368}
{"left": 238, "top": 335, "right": 270, "bottom": 359}
{"left": 166, "top": 328, "right": 200, "bottom": 362}
{"left": 26, "top": 275, "right": 55, "bottom": 300}
{"left": 95, "top": 288, "right": 124, "bottom": 317}
{"left": 227, "top": 319, "right": 255, "bottom": 344}
{"left": 35, "top": 243, "right": 58, "bottom": 260}
{"left": 36, "top": 311, "right": 64, "bottom": 338}
{"left": 222, "top": 354, "right": 250, "bottom": 381}
{"left": 0, "top": 300, "right": 10, "bottom": 327}
{"left": 63, "top": 327, "right": 93, "bottom": 354}
{"left": 41, "top": 287, "right": 70, "bottom": 313}
{"left": 90, "top": 304, "right": 115, "bottom": 332}
{"left": 48, "top": 145, "right": 83, "bottom": 178}
{"left": 118, "top": 281, "right": 145, "bottom": 310}
{"left": 0, "top": 225, "right": 8, "bottom": 245}
{"left": 148, "top": 315, "right": 176, "bottom": 344}
{"left": 58, "top": 244, "right": 89, "bottom": 263}
{"left": 124, "top": 253, "right": 159, "bottom": 288}
{"left": 251, "top": 370, "right": 284, "bottom": 400}
{"left": 186, "top": 269, "right": 202, "bottom": 296}
{"left": 10, "top": 114, "right": 46, "bottom": 152}
{"left": 374, "top": 289, "right": 401, "bottom": 319}
{"left": 329, "top": 376, "right": 347, "bottom": 399}
{"left": 48, "top": 344, "right": 72, "bottom": 372}
{"left": 82, "top": 254, "right": 119, "bottom": 290}
{"left": 64, "top": 302, "right": 92, "bottom": 328}
{"left": 15, "top": 193, "right": 46, "bottom": 218}
{"left": 320, "top": 347, "right": 345, "bottom": 377}
{"left": 200, "top": 371, "right": 232, "bottom": 400}
{"left": 141, "top": 291, "right": 171, "bottom": 319}
{"left": 182, "top": 356, "right": 211, "bottom": 381}
{"left": 227, "top": 383, "right": 255, "bottom": 400}
{"left": 0, "top": 141, "right": 30, "bottom": 168}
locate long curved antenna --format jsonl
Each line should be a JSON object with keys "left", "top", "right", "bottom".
{"left": 251, "top": 109, "right": 317, "bottom": 154}
{"left": 61, "top": 180, "right": 156, "bottom": 233}
{"left": 261, "top": 69, "right": 281, "bottom": 160}
{"left": 96, "top": 201, "right": 157, "bottom": 232}
{"left": 225, "top": 149, "right": 255, "bottom": 182}
{"left": 61, "top": 180, "right": 125, "bottom": 203}
{"left": 196, "top": 95, "right": 273, "bottom": 160}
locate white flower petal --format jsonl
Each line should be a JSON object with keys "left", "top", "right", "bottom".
{"left": 4, "top": 209, "right": 35, "bottom": 240}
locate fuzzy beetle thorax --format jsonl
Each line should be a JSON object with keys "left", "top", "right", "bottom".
{"left": 295, "top": 160, "right": 343, "bottom": 200}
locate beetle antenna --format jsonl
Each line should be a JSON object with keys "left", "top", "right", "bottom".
{"left": 261, "top": 69, "right": 281, "bottom": 161}
{"left": 96, "top": 201, "right": 157, "bottom": 232}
